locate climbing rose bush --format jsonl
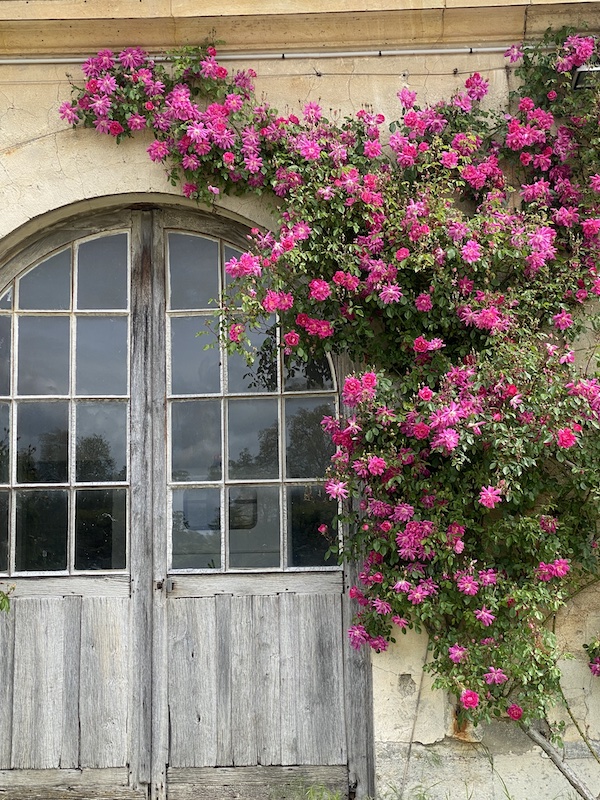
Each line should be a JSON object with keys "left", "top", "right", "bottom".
{"left": 325, "top": 353, "right": 600, "bottom": 724}
{"left": 60, "top": 29, "right": 600, "bottom": 730}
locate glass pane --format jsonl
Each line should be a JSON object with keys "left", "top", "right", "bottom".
{"left": 76, "top": 317, "right": 127, "bottom": 395}
{"left": 0, "top": 491, "right": 8, "bottom": 571}
{"left": 228, "top": 398, "right": 278, "bottom": 480}
{"left": 171, "top": 400, "right": 221, "bottom": 481}
{"left": 172, "top": 488, "right": 221, "bottom": 569}
{"left": 0, "top": 287, "right": 12, "bottom": 310}
{"left": 171, "top": 316, "right": 220, "bottom": 394}
{"left": 75, "top": 489, "right": 127, "bottom": 570}
{"left": 284, "top": 357, "right": 334, "bottom": 391}
{"left": 77, "top": 234, "right": 128, "bottom": 309}
{"left": 0, "top": 316, "right": 11, "bottom": 396}
{"left": 287, "top": 484, "right": 337, "bottom": 567}
{"left": 227, "top": 325, "right": 277, "bottom": 393}
{"left": 18, "top": 316, "right": 69, "bottom": 395}
{"left": 0, "top": 404, "right": 9, "bottom": 483}
{"left": 229, "top": 485, "right": 280, "bottom": 568}
{"left": 17, "top": 402, "right": 68, "bottom": 483}
{"left": 18, "top": 250, "right": 71, "bottom": 310}
{"left": 76, "top": 402, "right": 127, "bottom": 482}
{"left": 285, "top": 397, "right": 335, "bottom": 478}
{"left": 15, "top": 489, "right": 67, "bottom": 570}
{"left": 168, "top": 234, "right": 219, "bottom": 310}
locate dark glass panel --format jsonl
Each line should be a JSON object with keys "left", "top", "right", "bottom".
{"left": 76, "top": 402, "right": 127, "bottom": 482}
{"left": 0, "top": 491, "right": 8, "bottom": 571}
{"left": 18, "top": 316, "right": 69, "bottom": 395}
{"left": 284, "top": 356, "right": 334, "bottom": 391}
{"left": 0, "top": 316, "right": 11, "bottom": 395}
{"left": 171, "top": 400, "right": 221, "bottom": 481}
{"left": 287, "top": 484, "right": 337, "bottom": 567}
{"left": 0, "top": 404, "right": 9, "bottom": 483}
{"left": 285, "top": 397, "right": 335, "bottom": 478}
{"left": 0, "top": 288, "right": 12, "bottom": 310}
{"left": 172, "top": 488, "right": 221, "bottom": 569}
{"left": 76, "top": 316, "right": 127, "bottom": 396}
{"left": 168, "top": 234, "right": 219, "bottom": 310}
{"left": 228, "top": 398, "right": 278, "bottom": 480}
{"left": 171, "top": 316, "right": 220, "bottom": 395}
{"left": 18, "top": 250, "right": 71, "bottom": 310}
{"left": 229, "top": 485, "right": 279, "bottom": 568}
{"left": 227, "top": 324, "right": 277, "bottom": 393}
{"left": 17, "top": 402, "right": 68, "bottom": 483}
{"left": 15, "top": 489, "right": 68, "bottom": 571}
{"left": 75, "top": 489, "right": 126, "bottom": 570}
{"left": 77, "top": 234, "right": 128, "bottom": 309}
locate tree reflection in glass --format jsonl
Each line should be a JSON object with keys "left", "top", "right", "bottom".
{"left": 15, "top": 489, "right": 68, "bottom": 571}
{"left": 228, "top": 399, "right": 278, "bottom": 479}
{"left": 17, "top": 402, "right": 68, "bottom": 483}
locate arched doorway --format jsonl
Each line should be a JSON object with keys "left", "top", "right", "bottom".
{"left": 0, "top": 205, "right": 373, "bottom": 800}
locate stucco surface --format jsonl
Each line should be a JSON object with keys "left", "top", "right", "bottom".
{"left": 0, "top": 52, "right": 510, "bottom": 248}
{"left": 372, "top": 606, "right": 600, "bottom": 799}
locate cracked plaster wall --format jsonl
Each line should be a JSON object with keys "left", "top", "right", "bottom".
{"left": 372, "top": 588, "right": 600, "bottom": 800}
{"left": 1, "top": 47, "right": 600, "bottom": 800}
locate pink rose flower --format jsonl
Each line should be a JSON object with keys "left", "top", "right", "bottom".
{"left": 460, "top": 690, "right": 479, "bottom": 709}
{"left": 479, "top": 485, "right": 502, "bottom": 509}
{"left": 449, "top": 644, "right": 468, "bottom": 663}
{"left": 556, "top": 427, "right": 577, "bottom": 448}
{"left": 507, "top": 704, "right": 523, "bottom": 720}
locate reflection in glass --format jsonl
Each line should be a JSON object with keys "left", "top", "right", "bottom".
{"left": 229, "top": 485, "right": 279, "bottom": 568}
{"left": 0, "top": 316, "right": 11, "bottom": 396}
{"left": 284, "top": 356, "right": 334, "bottom": 391}
{"left": 172, "top": 488, "right": 221, "bottom": 569}
{"left": 76, "top": 317, "right": 127, "bottom": 395}
{"left": 77, "top": 234, "right": 128, "bottom": 309}
{"left": 17, "top": 402, "right": 68, "bottom": 483}
{"left": 168, "top": 234, "right": 219, "bottom": 310}
{"left": 0, "top": 404, "right": 9, "bottom": 483}
{"left": 285, "top": 398, "right": 335, "bottom": 478}
{"left": 0, "top": 288, "right": 12, "bottom": 310}
{"left": 0, "top": 491, "right": 7, "bottom": 571}
{"left": 18, "top": 250, "right": 71, "bottom": 310}
{"left": 287, "top": 484, "right": 337, "bottom": 567}
{"left": 228, "top": 398, "right": 278, "bottom": 479}
{"left": 227, "top": 325, "right": 277, "bottom": 393}
{"left": 16, "top": 489, "right": 68, "bottom": 570}
{"left": 171, "top": 400, "right": 222, "bottom": 481}
{"left": 76, "top": 402, "right": 127, "bottom": 482}
{"left": 18, "top": 316, "right": 69, "bottom": 395}
{"left": 171, "top": 316, "right": 220, "bottom": 394}
{"left": 75, "top": 489, "right": 126, "bottom": 570}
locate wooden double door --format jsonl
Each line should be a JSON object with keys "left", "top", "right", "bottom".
{"left": 0, "top": 207, "right": 372, "bottom": 800}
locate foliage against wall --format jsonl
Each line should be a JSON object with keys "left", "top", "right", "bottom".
{"left": 58, "top": 30, "right": 600, "bottom": 788}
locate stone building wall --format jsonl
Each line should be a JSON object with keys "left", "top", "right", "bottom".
{"left": 1, "top": 3, "right": 600, "bottom": 798}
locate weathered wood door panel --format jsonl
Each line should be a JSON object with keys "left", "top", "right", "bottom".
{"left": 0, "top": 207, "right": 373, "bottom": 800}
{"left": 166, "top": 590, "right": 346, "bottom": 771}
{"left": 0, "top": 589, "right": 137, "bottom": 799}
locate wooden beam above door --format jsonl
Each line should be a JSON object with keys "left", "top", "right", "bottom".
{"left": 1, "top": 3, "right": 600, "bottom": 58}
